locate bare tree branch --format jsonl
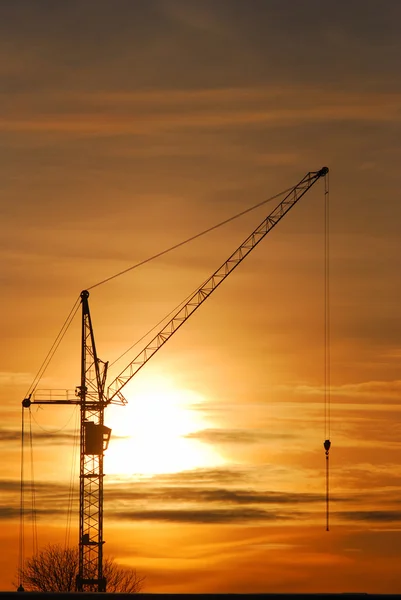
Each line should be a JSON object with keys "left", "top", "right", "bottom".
{"left": 18, "top": 544, "right": 144, "bottom": 593}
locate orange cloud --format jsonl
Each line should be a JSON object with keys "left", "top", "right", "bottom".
{"left": 1, "top": 87, "right": 400, "bottom": 136}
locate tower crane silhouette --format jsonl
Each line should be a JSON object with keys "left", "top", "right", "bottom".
{"left": 22, "top": 167, "right": 329, "bottom": 592}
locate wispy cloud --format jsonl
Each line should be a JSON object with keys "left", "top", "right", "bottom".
{"left": 114, "top": 507, "right": 285, "bottom": 524}
{"left": 278, "top": 380, "right": 401, "bottom": 402}
{"left": 0, "top": 372, "right": 32, "bottom": 386}
{"left": 2, "top": 87, "right": 400, "bottom": 137}
{"left": 149, "top": 467, "right": 251, "bottom": 485}
{"left": 185, "top": 427, "right": 295, "bottom": 445}
{"left": 339, "top": 510, "right": 401, "bottom": 523}
{"left": 0, "top": 473, "right": 336, "bottom": 525}
{"left": 0, "top": 427, "right": 76, "bottom": 445}
{"left": 104, "top": 485, "right": 327, "bottom": 506}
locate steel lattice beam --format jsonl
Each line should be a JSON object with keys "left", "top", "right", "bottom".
{"left": 76, "top": 290, "right": 107, "bottom": 592}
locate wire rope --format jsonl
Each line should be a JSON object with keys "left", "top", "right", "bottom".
{"left": 24, "top": 183, "right": 293, "bottom": 391}
{"left": 323, "top": 170, "right": 331, "bottom": 532}
{"left": 106, "top": 185, "right": 296, "bottom": 368}
{"left": 87, "top": 185, "right": 294, "bottom": 291}
{"left": 65, "top": 405, "right": 80, "bottom": 549}
{"left": 30, "top": 404, "right": 79, "bottom": 548}
{"left": 24, "top": 297, "right": 80, "bottom": 399}
{"left": 325, "top": 169, "right": 331, "bottom": 440}
{"left": 18, "top": 405, "right": 25, "bottom": 591}
{"left": 28, "top": 409, "right": 38, "bottom": 556}
{"left": 24, "top": 185, "right": 293, "bottom": 400}
{"left": 109, "top": 276, "right": 209, "bottom": 368}
{"left": 30, "top": 405, "right": 78, "bottom": 435}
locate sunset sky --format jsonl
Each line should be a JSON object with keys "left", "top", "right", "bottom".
{"left": 1, "top": 0, "right": 401, "bottom": 593}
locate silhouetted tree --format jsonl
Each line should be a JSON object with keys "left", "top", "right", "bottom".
{"left": 18, "top": 544, "right": 144, "bottom": 592}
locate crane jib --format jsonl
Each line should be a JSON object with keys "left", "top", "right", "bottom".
{"left": 106, "top": 167, "right": 329, "bottom": 404}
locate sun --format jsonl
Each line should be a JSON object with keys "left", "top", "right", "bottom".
{"left": 104, "top": 374, "right": 223, "bottom": 477}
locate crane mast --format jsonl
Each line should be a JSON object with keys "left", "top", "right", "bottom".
{"left": 23, "top": 292, "right": 117, "bottom": 592}
{"left": 22, "top": 166, "right": 328, "bottom": 592}
{"left": 76, "top": 290, "right": 109, "bottom": 592}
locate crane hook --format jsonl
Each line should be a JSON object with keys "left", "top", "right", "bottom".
{"left": 324, "top": 438, "right": 331, "bottom": 531}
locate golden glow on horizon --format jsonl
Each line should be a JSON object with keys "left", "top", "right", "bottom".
{"left": 105, "top": 374, "right": 224, "bottom": 476}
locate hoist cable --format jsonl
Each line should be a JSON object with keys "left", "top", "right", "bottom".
{"left": 65, "top": 406, "right": 80, "bottom": 549}
{"left": 87, "top": 185, "right": 294, "bottom": 291}
{"left": 25, "top": 405, "right": 79, "bottom": 550}
{"left": 325, "top": 170, "right": 331, "bottom": 440}
{"left": 18, "top": 405, "right": 25, "bottom": 591}
{"left": 24, "top": 297, "right": 81, "bottom": 399}
{"left": 323, "top": 170, "right": 331, "bottom": 532}
{"left": 30, "top": 405, "right": 78, "bottom": 434}
{"left": 325, "top": 445, "right": 330, "bottom": 531}
{"left": 28, "top": 409, "right": 38, "bottom": 556}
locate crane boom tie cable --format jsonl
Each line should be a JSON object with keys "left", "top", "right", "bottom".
{"left": 87, "top": 185, "right": 294, "bottom": 291}
{"left": 25, "top": 184, "right": 293, "bottom": 395}
{"left": 90, "top": 184, "right": 295, "bottom": 367}
{"left": 323, "top": 170, "right": 331, "bottom": 532}
{"left": 110, "top": 275, "right": 210, "bottom": 368}
{"left": 24, "top": 297, "right": 81, "bottom": 400}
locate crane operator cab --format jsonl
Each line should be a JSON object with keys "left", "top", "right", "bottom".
{"left": 84, "top": 421, "right": 111, "bottom": 455}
